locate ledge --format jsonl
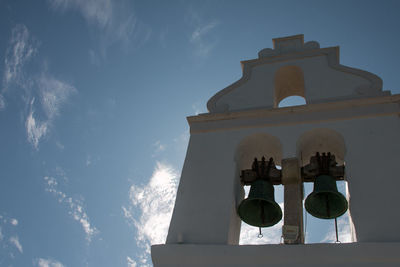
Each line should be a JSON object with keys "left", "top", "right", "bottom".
{"left": 152, "top": 242, "right": 400, "bottom": 266}
{"left": 188, "top": 94, "right": 400, "bottom": 133}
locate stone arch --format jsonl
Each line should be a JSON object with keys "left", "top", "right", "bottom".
{"left": 297, "top": 128, "right": 355, "bottom": 243}
{"left": 296, "top": 128, "right": 346, "bottom": 166}
{"left": 235, "top": 133, "right": 283, "bottom": 244}
{"left": 274, "top": 65, "right": 306, "bottom": 108}
{"left": 235, "top": 133, "right": 283, "bottom": 171}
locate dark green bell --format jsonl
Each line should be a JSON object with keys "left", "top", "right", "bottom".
{"left": 238, "top": 179, "right": 282, "bottom": 227}
{"left": 305, "top": 175, "right": 348, "bottom": 219}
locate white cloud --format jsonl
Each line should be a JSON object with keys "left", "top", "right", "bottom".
{"left": 25, "top": 72, "right": 76, "bottom": 148}
{"left": 190, "top": 21, "right": 218, "bottom": 43}
{"left": 321, "top": 215, "right": 352, "bottom": 243}
{"left": 0, "top": 215, "right": 22, "bottom": 262}
{"left": 126, "top": 256, "right": 137, "bottom": 267}
{"left": 38, "top": 72, "right": 76, "bottom": 120}
{"left": 10, "top": 218, "right": 18, "bottom": 226}
{"left": 187, "top": 10, "right": 219, "bottom": 58}
{"left": 152, "top": 140, "right": 166, "bottom": 157}
{"left": 123, "top": 162, "right": 179, "bottom": 266}
{"left": 0, "top": 94, "right": 5, "bottom": 110}
{"left": 191, "top": 101, "right": 206, "bottom": 115}
{"left": 86, "top": 155, "right": 92, "bottom": 166}
{"left": 36, "top": 258, "right": 65, "bottom": 267}
{"left": 1, "top": 24, "right": 77, "bottom": 149}
{"left": 44, "top": 176, "right": 98, "bottom": 242}
{"left": 239, "top": 220, "right": 283, "bottom": 245}
{"left": 47, "top": 0, "right": 151, "bottom": 58}
{"left": 55, "top": 141, "right": 64, "bottom": 150}
{"left": 48, "top": 0, "right": 113, "bottom": 28}
{"left": 89, "top": 49, "right": 100, "bottom": 66}
{"left": 26, "top": 99, "right": 48, "bottom": 149}
{"left": 2, "top": 24, "right": 37, "bottom": 92}
{"left": 9, "top": 236, "right": 23, "bottom": 253}
{"left": 239, "top": 186, "right": 284, "bottom": 245}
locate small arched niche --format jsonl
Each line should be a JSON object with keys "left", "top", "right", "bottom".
{"left": 278, "top": 95, "right": 306, "bottom": 108}
{"left": 297, "top": 128, "right": 355, "bottom": 244}
{"left": 235, "top": 133, "right": 284, "bottom": 244}
{"left": 274, "top": 65, "right": 306, "bottom": 108}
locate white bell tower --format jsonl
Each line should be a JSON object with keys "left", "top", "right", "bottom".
{"left": 152, "top": 35, "right": 400, "bottom": 266}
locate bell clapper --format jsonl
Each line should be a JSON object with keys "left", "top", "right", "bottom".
{"left": 334, "top": 217, "right": 340, "bottom": 243}
{"left": 258, "top": 227, "right": 263, "bottom": 238}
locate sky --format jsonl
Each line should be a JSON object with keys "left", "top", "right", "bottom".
{"left": 1, "top": 0, "right": 400, "bottom": 266}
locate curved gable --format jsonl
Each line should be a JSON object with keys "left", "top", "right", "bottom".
{"left": 207, "top": 35, "right": 384, "bottom": 113}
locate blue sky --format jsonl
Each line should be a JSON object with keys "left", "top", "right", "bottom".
{"left": 1, "top": 0, "right": 400, "bottom": 266}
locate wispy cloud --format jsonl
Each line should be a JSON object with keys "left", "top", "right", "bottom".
{"left": 126, "top": 256, "right": 137, "bottom": 267}
{"left": 9, "top": 236, "right": 23, "bottom": 254}
{"left": 25, "top": 71, "right": 76, "bottom": 149}
{"left": 26, "top": 99, "right": 48, "bottom": 149}
{"left": 152, "top": 140, "right": 166, "bottom": 157}
{"left": 321, "top": 215, "right": 352, "bottom": 243}
{"left": 191, "top": 101, "right": 206, "bottom": 115}
{"left": 190, "top": 21, "right": 218, "bottom": 43}
{"left": 2, "top": 24, "right": 37, "bottom": 92}
{"left": 44, "top": 175, "right": 98, "bottom": 242}
{"left": 9, "top": 219, "right": 18, "bottom": 226}
{"left": 47, "top": 0, "right": 151, "bottom": 59}
{"left": 38, "top": 72, "right": 76, "bottom": 120}
{"left": 35, "top": 258, "right": 65, "bottom": 267}
{"left": 48, "top": 0, "right": 113, "bottom": 28}
{"left": 190, "top": 21, "right": 218, "bottom": 57}
{"left": 0, "top": 94, "right": 5, "bottom": 110}
{"left": 240, "top": 220, "right": 283, "bottom": 245}
{"left": 0, "top": 214, "right": 22, "bottom": 260}
{"left": 123, "top": 162, "right": 179, "bottom": 266}
{"left": 187, "top": 10, "right": 219, "bottom": 58}
{"left": 2, "top": 24, "right": 77, "bottom": 149}
{"left": 1, "top": 24, "right": 37, "bottom": 110}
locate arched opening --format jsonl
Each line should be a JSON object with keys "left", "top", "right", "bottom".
{"left": 274, "top": 65, "right": 306, "bottom": 108}
{"left": 278, "top": 95, "right": 306, "bottom": 108}
{"left": 235, "top": 133, "right": 284, "bottom": 244}
{"left": 297, "top": 128, "right": 355, "bottom": 244}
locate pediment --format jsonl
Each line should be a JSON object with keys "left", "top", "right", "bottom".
{"left": 207, "top": 35, "right": 385, "bottom": 113}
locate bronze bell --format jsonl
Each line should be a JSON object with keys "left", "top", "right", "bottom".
{"left": 237, "top": 157, "right": 282, "bottom": 227}
{"left": 304, "top": 152, "right": 348, "bottom": 219}
{"left": 305, "top": 174, "right": 348, "bottom": 219}
{"left": 238, "top": 179, "right": 282, "bottom": 227}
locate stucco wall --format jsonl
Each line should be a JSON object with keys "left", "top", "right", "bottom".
{"left": 152, "top": 243, "right": 400, "bottom": 266}
{"left": 166, "top": 109, "right": 400, "bottom": 245}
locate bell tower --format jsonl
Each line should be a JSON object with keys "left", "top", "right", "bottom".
{"left": 152, "top": 35, "right": 400, "bottom": 266}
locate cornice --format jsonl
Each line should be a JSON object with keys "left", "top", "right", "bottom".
{"left": 191, "top": 94, "right": 400, "bottom": 133}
